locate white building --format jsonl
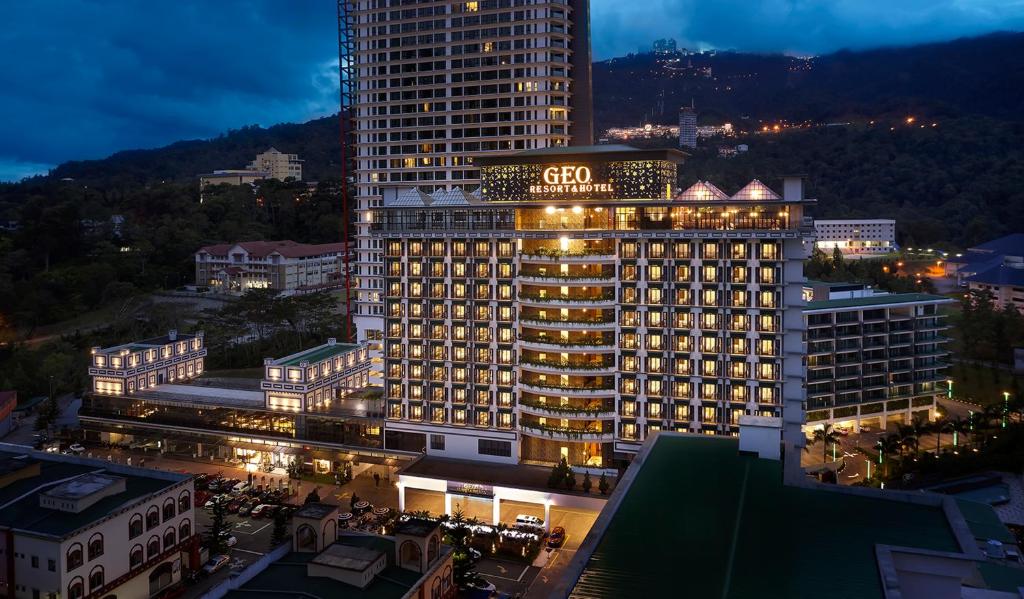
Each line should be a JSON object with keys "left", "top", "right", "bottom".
{"left": 195, "top": 240, "right": 347, "bottom": 294}
{"left": 813, "top": 219, "right": 897, "bottom": 258}
{"left": 0, "top": 445, "right": 196, "bottom": 599}
{"left": 349, "top": 0, "right": 594, "bottom": 346}
{"left": 678, "top": 104, "right": 697, "bottom": 149}
{"left": 247, "top": 148, "right": 302, "bottom": 182}
{"left": 88, "top": 330, "right": 206, "bottom": 395}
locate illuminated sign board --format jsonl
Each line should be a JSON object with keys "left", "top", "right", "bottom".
{"left": 481, "top": 159, "right": 676, "bottom": 202}
{"left": 529, "top": 166, "right": 614, "bottom": 195}
{"left": 446, "top": 481, "right": 494, "bottom": 498}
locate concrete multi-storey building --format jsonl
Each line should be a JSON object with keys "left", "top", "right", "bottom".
{"left": 195, "top": 240, "right": 347, "bottom": 294}
{"left": 247, "top": 148, "right": 303, "bottom": 182}
{"left": 351, "top": 0, "right": 594, "bottom": 345}
{"left": 0, "top": 445, "right": 195, "bottom": 599}
{"left": 372, "top": 145, "right": 812, "bottom": 470}
{"left": 678, "top": 103, "right": 696, "bottom": 149}
{"left": 804, "top": 284, "right": 952, "bottom": 432}
{"left": 813, "top": 219, "right": 897, "bottom": 258}
{"left": 81, "top": 337, "right": 379, "bottom": 476}
{"left": 88, "top": 330, "right": 206, "bottom": 395}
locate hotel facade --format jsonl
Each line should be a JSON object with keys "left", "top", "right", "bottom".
{"left": 350, "top": 0, "right": 594, "bottom": 344}
{"left": 804, "top": 285, "right": 952, "bottom": 432}
{"left": 373, "top": 146, "right": 812, "bottom": 469}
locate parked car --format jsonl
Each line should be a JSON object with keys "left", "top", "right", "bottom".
{"left": 251, "top": 504, "right": 275, "bottom": 518}
{"left": 547, "top": 526, "right": 566, "bottom": 548}
{"left": 232, "top": 481, "right": 251, "bottom": 494}
{"left": 220, "top": 534, "right": 238, "bottom": 548}
{"left": 239, "top": 501, "right": 257, "bottom": 516}
{"left": 515, "top": 514, "right": 544, "bottom": 529}
{"left": 226, "top": 500, "right": 242, "bottom": 514}
{"left": 202, "top": 554, "right": 230, "bottom": 575}
{"left": 68, "top": 443, "right": 86, "bottom": 453}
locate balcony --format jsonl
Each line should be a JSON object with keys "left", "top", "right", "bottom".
{"left": 519, "top": 248, "right": 616, "bottom": 263}
{"left": 518, "top": 335, "right": 616, "bottom": 352}
{"left": 519, "top": 356, "right": 616, "bottom": 375}
{"left": 518, "top": 422, "right": 615, "bottom": 442}
{"left": 519, "top": 381, "right": 615, "bottom": 396}
{"left": 518, "top": 399, "right": 616, "bottom": 419}
{"left": 519, "top": 315, "right": 616, "bottom": 330}
{"left": 518, "top": 274, "right": 614, "bottom": 285}
{"left": 518, "top": 290, "right": 615, "bottom": 307}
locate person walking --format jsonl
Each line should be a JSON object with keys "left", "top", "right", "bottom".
{"left": 373, "top": 471, "right": 381, "bottom": 487}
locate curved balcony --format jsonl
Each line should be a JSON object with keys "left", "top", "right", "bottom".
{"left": 518, "top": 275, "right": 615, "bottom": 286}
{"left": 519, "top": 317, "right": 617, "bottom": 331}
{"left": 518, "top": 381, "right": 616, "bottom": 397}
{"left": 519, "top": 250, "right": 616, "bottom": 264}
{"left": 518, "top": 337, "right": 617, "bottom": 353}
{"left": 518, "top": 292, "right": 616, "bottom": 308}
{"left": 518, "top": 357, "right": 616, "bottom": 375}
{"left": 518, "top": 400, "right": 616, "bottom": 420}
{"left": 518, "top": 422, "right": 615, "bottom": 442}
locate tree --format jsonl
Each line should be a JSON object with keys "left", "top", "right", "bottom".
{"left": 879, "top": 434, "right": 903, "bottom": 478}
{"left": 547, "top": 461, "right": 563, "bottom": 489}
{"left": 598, "top": 472, "right": 610, "bottom": 495}
{"left": 948, "top": 416, "right": 971, "bottom": 449}
{"left": 581, "top": 471, "right": 592, "bottom": 494}
{"left": 304, "top": 488, "right": 321, "bottom": 505}
{"left": 565, "top": 468, "right": 577, "bottom": 491}
{"left": 809, "top": 424, "right": 840, "bottom": 463}
{"left": 270, "top": 510, "right": 288, "bottom": 549}
{"left": 444, "top": 508, "right": 478, "bottom": 589}
{"left": 204, "top": 499, "right": 230, "bottom": 555}
{"left": 934, "top": 418, "right": 952, "bottom": 453}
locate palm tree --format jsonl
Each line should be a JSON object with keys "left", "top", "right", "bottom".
{"left": 809, "top": 424, "right": 841, "bottom": 463}
{"left": 879, "top": 434, "right": 902, "bottom": 478}
{"left": 948, "top": 416, "right": 971, "bottom": 449}
{"left": 909, "top": 416, "right": 932, "bottom": 455}
{"left": 933, "top": 418, "right": 951, "bottom": 454}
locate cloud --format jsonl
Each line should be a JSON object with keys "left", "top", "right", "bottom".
{"left": 591, "top": 0, "right": 1024, "bottom": 58}
{"left": 0, "top": 0, "right": 338, "bottom": 167}
{"left": 0, "top": 0, "right": 1021, "bottom": 168}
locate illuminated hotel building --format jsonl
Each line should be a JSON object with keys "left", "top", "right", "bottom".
{"left": 373, "top": 145, "right": 812, "bottom": 468}
{"left": 351, "top": 0, "right": 594, "bottom": 345}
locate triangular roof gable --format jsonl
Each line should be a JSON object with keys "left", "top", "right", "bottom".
{"left": 675, "top": 180, "right": 730, "bottom": 201}
{"left": 731, "top": 179, "right": 781, "bottom": 201}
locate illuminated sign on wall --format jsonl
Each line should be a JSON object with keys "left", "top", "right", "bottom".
{"left": 446, "top": 481, "right": 494, "bottom": 498}
{"left": 530, "top": 165, "right": 613, "bottom": 195}
{"left": 482, "top": 160, "right": 676, "bottom": 202}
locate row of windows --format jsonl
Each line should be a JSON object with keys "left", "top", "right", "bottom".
{"left": 385, "top": 239, "right": 782, "bottom": 260}
{"left": 386, "top": 379, "right": 782, "bottom": 403}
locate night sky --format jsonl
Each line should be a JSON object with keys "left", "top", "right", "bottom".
{"left": 1, "top": 0, "right": 1021, "bottom": 181}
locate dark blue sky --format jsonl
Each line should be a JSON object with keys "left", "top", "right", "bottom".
{"left": 1, "top": 0, "right": 1021, "bottom": 181}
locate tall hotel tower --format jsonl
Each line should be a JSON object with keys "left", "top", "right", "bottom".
{"left": 350, "top": 0, "right": 594, "bottom": 344}
{"left": 373, "top": 146, "right": 813, "bottom": 469}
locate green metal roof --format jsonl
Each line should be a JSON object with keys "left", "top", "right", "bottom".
{"left": 225, "top": 535, "right": 440, "bottom": 599}
{"left": 804, "top": 293, "right": 953, "bottom": 311}
{"left": 570, "top": 435, "right": 963, "bottom": 599}
{"left": 276, "top": 343, "right": 360, "bottom": 367}
{"left": 0, "top": 451, "right": 186, "bottom": 538}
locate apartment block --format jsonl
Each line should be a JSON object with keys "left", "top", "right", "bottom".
{"left": 195, "top": 240, "right": 347, "bottom": 294}
{"left": 247, "top": 148, "right": 303, "bottom": 181}
{"left": 804, "top": 287, "right": 952, "bottom": 432}
{"left": 372, "top": 145, "right": 811, "bottom": 469}
{"left": 0, "top": 445, "right": 196, "bottom": 599}
{"left": 350, "top": 0, "right": 594, "bottom": 344}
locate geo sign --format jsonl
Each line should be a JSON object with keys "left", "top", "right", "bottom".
{"left": 530, "top": 165, "right": 614, "bottom": 195}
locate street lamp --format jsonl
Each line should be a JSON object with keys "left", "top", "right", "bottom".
{"left": 1003, "top": 391, "right": 1010, "bottom": 429}
{"left": 946, "top": 379, "right": 953, "bottom": 400}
